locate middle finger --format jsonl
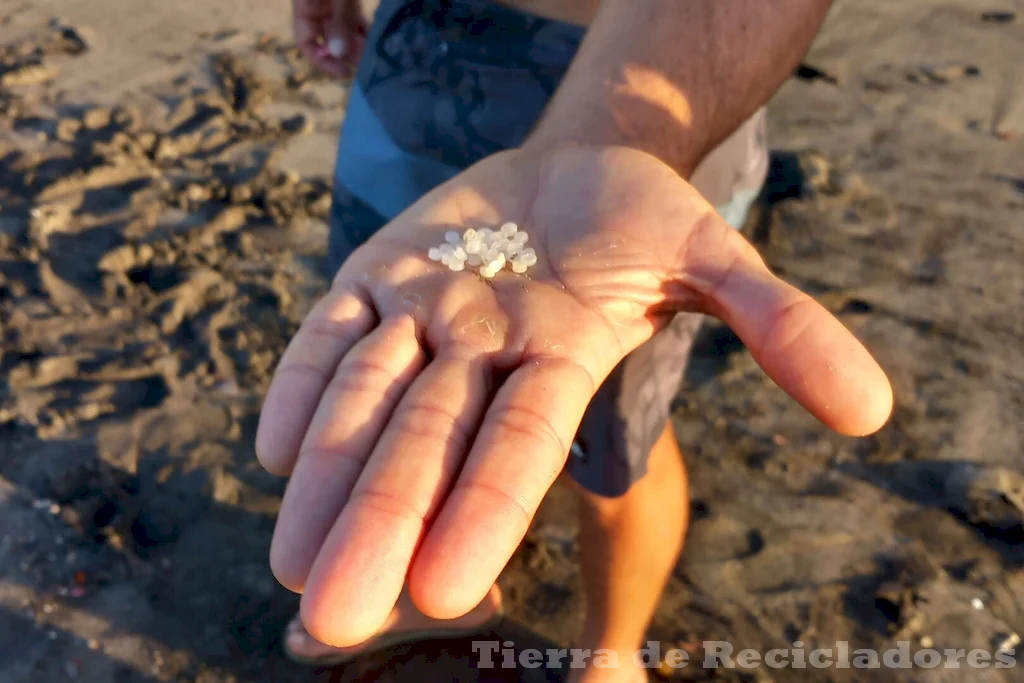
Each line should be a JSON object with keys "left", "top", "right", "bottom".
{"left": 299, "top": 347, "right": 493, "bottom": 646}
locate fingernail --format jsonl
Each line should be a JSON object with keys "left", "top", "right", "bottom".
{"left": 328, "top": 36, "right": 345, "bottom": 58}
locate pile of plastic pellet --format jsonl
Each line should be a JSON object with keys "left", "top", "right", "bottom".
{"left": 428, "top": 222, "right": 537, "bottom": 278}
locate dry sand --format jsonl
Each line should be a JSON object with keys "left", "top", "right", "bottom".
{"left": 1, "top": 0, "right": 1023, "bottom": 681}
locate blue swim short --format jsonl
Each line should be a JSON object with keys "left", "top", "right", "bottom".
{"left": 327, "top": 0, "right": 768, "bottom": 496}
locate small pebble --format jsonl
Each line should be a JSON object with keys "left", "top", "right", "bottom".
{"left": 995, "top": 633, "right": 1021, "bottom": 651}
{"left": 971, "top": 597, "right": 984, "bottom": 610}
{"left": 919, "top": 636, "right": 934, "bottom": 648}
{"left": 981, "top": 10, "right": 1016, "bottom": 23}
{"left": 1011, "top": 633, "right": 1022, "bottom": 647}
{"left": 87, "top": 639, "right": 100, "bottom": 651}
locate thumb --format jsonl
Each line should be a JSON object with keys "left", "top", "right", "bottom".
{"left": 564, "top": 145, "right": 893, "bottom": 436}
{"left": 676, "top": 211, "right": 893, "bottom": 437}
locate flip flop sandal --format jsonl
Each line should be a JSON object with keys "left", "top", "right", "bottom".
{"left": 558, "top": 643, "right": 654, "bottom": 683}
{"left": 283, "top": 605, "right": 506, "bottom": 668}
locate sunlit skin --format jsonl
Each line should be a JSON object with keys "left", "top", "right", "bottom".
{"left": 255, "top": 145, "right": 893, "bottom": 647}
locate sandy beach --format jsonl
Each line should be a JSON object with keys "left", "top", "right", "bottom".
{"left": 1, "top": 0, "right": 1022, "bottom": 681}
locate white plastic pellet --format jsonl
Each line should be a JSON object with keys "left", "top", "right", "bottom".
{"left": 516, "top": 249, "right": 537, "bottom": 267}
{"left": 328, "top": 37, "right": 345, "bottom": 58}
{"left": 487, "top": 253, "right": 506, "bottom": 271}
{"left": 429, "top": 224, "right": 535, "bottom": 277}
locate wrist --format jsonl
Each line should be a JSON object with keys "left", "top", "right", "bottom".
{"left": 521, "top": 127, "right": 702, "bottom": 181}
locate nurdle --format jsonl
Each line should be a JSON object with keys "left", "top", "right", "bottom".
{"left": 428, "top": 222, "right": 537, "bottom": 278}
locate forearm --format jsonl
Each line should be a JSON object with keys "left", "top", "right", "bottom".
{"left": 526, "top": 0, "right": 833, "bottom": 177}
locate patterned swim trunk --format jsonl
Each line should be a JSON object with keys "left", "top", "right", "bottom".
{"left": 327, "top": 0, "right": 768, "bottom": 496}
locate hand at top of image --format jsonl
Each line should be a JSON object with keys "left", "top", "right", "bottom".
{"left": 293, "top": 0, "right": 367, "bottom": 77}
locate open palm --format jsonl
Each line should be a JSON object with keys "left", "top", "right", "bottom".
{"left": 256, "top": 146, "right": 892, "bottom": 646}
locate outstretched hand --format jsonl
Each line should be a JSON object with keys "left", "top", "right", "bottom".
{"left": 256, "top": 146, "right": 892, "bottom": 646}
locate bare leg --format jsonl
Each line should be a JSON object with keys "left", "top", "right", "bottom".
{"left": 567, "top": 421, "right": 690, "bottom": 683}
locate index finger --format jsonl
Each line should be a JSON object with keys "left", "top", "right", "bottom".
{"left": 255, "top": 287, "right": 376, "bottom": 475}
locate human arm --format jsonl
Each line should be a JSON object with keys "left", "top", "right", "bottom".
{"left": 528, "top": 0, "right": 833, "bottom": 177}
{"left": 258, "top": 0, "right": 891, "bottom": 647}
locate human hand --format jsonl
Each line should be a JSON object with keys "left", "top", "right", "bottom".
{"left": 293, "top": 0, "right": 367, "bottom": 77}
{"left": 256, "top": 145, "right": 893, "bottom": 646}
